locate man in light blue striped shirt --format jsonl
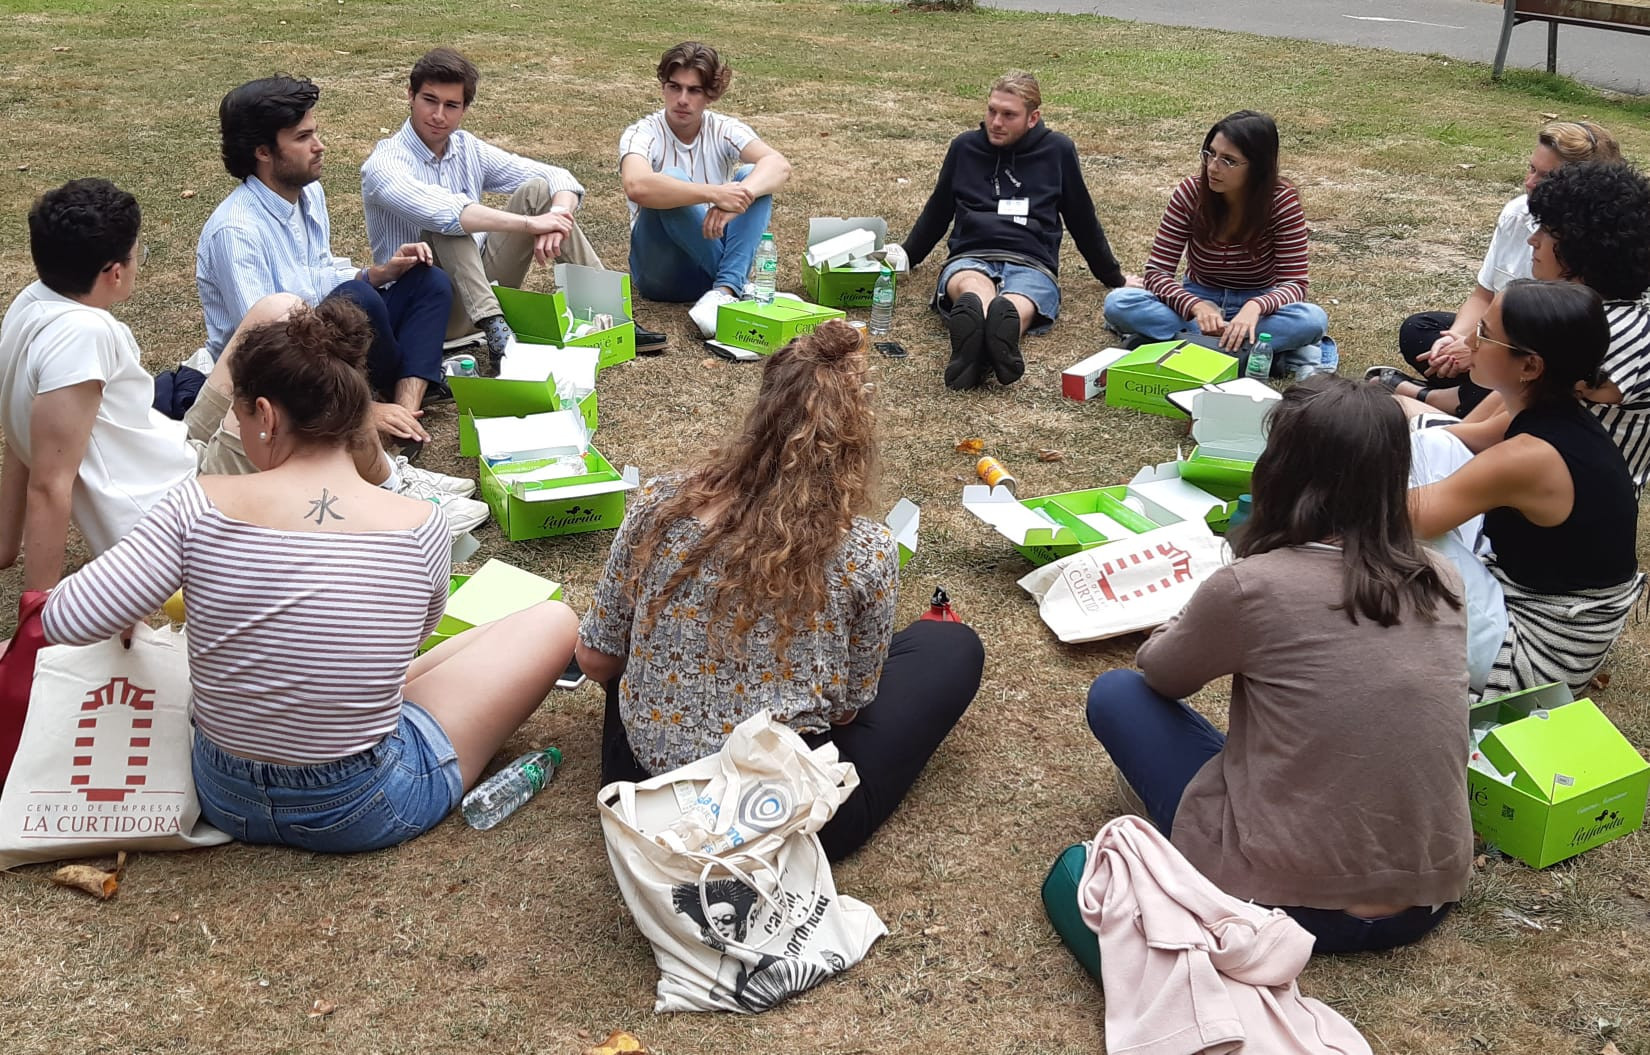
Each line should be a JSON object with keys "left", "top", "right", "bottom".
{"left": 362, "top": 48, "right": 668, "bottom": 366}
{"left": 197, "top": 76, "right": 454, "bottom": 448}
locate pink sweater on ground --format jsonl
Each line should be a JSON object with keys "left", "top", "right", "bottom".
{"left": 1077, "top": 816, "right": 1372, "bottom": 1055}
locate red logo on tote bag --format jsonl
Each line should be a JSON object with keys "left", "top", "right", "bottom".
{"left": 70, "top": 677, "right": 156, "bottom": 802}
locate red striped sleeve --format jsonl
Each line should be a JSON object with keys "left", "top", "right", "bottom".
{"left": 1142, "top": 177, "right": 1203, "bottom": 318}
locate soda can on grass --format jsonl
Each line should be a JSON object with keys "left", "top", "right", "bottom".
{"left": 976, "top": 456, "right": 1016, "bottom": 494}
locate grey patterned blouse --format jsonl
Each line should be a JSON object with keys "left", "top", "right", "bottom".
{"left": 579, "top": 475, "right": 900, "bottom": 774}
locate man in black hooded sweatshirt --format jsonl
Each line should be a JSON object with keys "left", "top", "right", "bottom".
{"left": 889, "top": 71, "right": 1135, "bottom": 390}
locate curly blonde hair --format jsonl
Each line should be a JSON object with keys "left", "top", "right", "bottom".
{"left": 624, "top": 320, "right": 877, "bottom": 653}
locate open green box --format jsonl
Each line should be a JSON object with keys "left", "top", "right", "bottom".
{"left": 479, "top": 447, "right": 640, "bottom": 541}
{"left": 714, "top": 298, "right": 845, "bottom": 356}
{"left": 803, "top": 217, "right": 894, "bottom": 308}
{"left": 1176, "top": 386, "right": 1276, "bottom": 498}
{"left": 1105, "top": 340, "right": 1239, "bottom": 418}
{"left": 493, "top": 263, "right": 637, "bottom": 370}
{"left": 420, "top": 561, "right": 564, "bottom": 653}
{"left": 964, "top": 484, "right": 1168, "bottom": 566}
{"left": 455, "top": 390, "right": 598, "bottom": 457}
{"left": 1467, "top": 683, "right": 1650, "bottom": 868}
{"left": 887, "top": 498, "right": 919, "bottom": 568}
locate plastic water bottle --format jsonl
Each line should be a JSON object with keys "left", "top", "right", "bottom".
{"left": 753, "top": 233, "right": 778, "bottom": 305}
{"left": 1244, "top": 332, "right": 1274, "bottom": 381}
{"left": 869, "top": 264, "right": 896, "bottom": 335}
{"left": 442, "top": 353, "right": 478, "bottom": 378}
{"left": 461, "top": 746, "right": 563, "bottom": 830}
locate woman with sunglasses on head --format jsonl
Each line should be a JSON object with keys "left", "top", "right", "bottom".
{"left": 1370, "top": 120, "right": 1620, "bottom": 415}
{"left": 1410, "top": 279, "right": 1642, "bottom": 698}
{"left": 576, "top": 320, "right": 984, "bottom": 862}
{"left": 1104, "top": 110, "right": 1332, "bottom": 376}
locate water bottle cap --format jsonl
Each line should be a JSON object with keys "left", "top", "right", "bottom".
{"left": 760, "top": 232, "right": 774, "bottom": 241}
{"left": 1258, "top": 333, "right": 1272, "bottom": 341}
{"left": 546, "top": 745, "right": 564, "bottom": 765}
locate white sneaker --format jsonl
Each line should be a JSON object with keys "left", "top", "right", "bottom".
{"left": 422, "top": 493, "right": 490, "bottom": 537}
{"left": 688, "top": 288, "right": 737, "bottom": 338}
{"left": 396, "top": 458, "right": 475, "bottom": 498}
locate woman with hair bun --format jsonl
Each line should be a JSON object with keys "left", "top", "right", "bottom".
{"left": 41, "top": 298, "right": 578, "bottom": 853}
{"left": 578, "top": 319, "right": 984, "bottom": 861}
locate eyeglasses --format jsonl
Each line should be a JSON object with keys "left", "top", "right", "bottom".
{"left": 101, "top": 244, "right": 150, "bottom": 273}
{"left": 1476, "top": 320, "right": 1533, "bottom": 356}
{"left": 1200, "top": 149, "right": 1247, "bottom": 170}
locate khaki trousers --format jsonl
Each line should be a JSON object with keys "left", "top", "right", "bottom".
{"left": 424, "top": 178, "right": 605, "bottom": 339}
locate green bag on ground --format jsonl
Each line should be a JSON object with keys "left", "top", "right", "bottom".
{"left": 1041, "top": 842, "right": 1100, "bottom": 981}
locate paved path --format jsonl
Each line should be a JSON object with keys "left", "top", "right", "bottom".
{"left": 981, "top": 0, "right": 1649, "bottom": 94}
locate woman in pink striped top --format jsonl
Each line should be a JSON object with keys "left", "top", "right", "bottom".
{"left": 41, "top": 301, "right": 577, "bottom": 853}
{"left": 1104, "top": 111, "right": 1333, "bottom": 377}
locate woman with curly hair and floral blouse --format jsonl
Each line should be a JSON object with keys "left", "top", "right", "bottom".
{"left": 577, "top": 320, "right": 984, "bottom": 861}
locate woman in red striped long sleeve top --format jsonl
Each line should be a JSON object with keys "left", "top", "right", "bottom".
{"left": 1104, "top": 111, "right": 1334, "bottom": 377}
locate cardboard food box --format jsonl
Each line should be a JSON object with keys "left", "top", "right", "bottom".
{"left": 803, "top": 217, "right": 895, "bottom": 308}
{"left": 1468, "top": 683, "right": 1650, "bottom": 868}
{"left": 468, "top": 408, "right": 591, "bottom": 466}
{"left": 1104, "top": 340, "right": 1239, "bottom": 417}
{"left": 963, "top": 482, "right": 1202, "bottom": 566}
{"left": 1127, "top": 464, "right": 1236, "bottom": 532}
{"left": 887, "top": 498, "right": 919, "bottom": 568}
{"left": 1176, "top": 387, "right": 1273, "bottom": 498}
{"left": 421, "top": 561, "right": 564, "bottom": 653}
{"left": 714, "top": 298, "right": 846, "bottom": 356}
{"left": 451, "top": 345, "right": 600, "bottom": 456}
{"left": 1061, "top": 347, "right": 1131, "bottom": 401}
{"left": 493, "top": 263, "right": 637, "bottom": 370}
{"left": 479, "top": 447, "right": 640, "bottom": 541}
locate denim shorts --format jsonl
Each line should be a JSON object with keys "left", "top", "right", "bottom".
{"left": 192, "top": 701, "right": 463, "bottom": 854}
{"left": 935, "top": 257, "right": 1061, "bottom": 333}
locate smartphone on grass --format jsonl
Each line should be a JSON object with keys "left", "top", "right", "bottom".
{"left": 555, "top": 655, "right": 587, "bottom": 690}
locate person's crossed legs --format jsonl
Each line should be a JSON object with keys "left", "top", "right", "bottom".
{"left": 628, "top": 164, "right": 773, "bottom": 337}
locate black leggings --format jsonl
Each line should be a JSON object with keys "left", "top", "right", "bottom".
{"left": 601, "top": 619, "right": 985, "bottom": 861}
{"left": 1398, "top": 311, "right": 1491, "bottom": 415}
{"left": 1281, "top": 903, "right": 1453, "bottom": 954}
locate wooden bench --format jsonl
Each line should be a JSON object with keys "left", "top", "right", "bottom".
{"left": 1493, "top": 0, "right": 1650, "bottom": 79}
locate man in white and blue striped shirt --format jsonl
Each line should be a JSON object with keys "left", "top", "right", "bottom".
{"left": 197, "top": 76, "right": 454, "bottom": 449}
{"left": 362, "top": 48, "right": 668, "bottom": 365}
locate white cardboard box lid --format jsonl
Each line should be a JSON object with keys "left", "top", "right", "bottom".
{"left": 808, "top": 217, "right": 887, "bottom": 252}
{"left": 1063, "top": 346, "right": 1131, "bottom": 377}
{"left": 1188, "top": 386, "right": 1274, "bottom": 457}
{"left": 887, "top": 497, "right": 919, "bottom": 556}
{"left": 1167, "top": 375, "right": 1279, "bottom": 415}
{"left": 475, "top": 408, "right": 591, "bottom": 462}
{"left": 553, "top": 262, "right": 632, "bottom": 321}
{"left": 962, "top": 484, "right": 1075, "bottom": 546}
{"left": 805, "top": 228, "right": 877, "bottom": 269}
{"left": 514, "top": 464, "right": 640, "bottom": 502}
{"left": 1127, "top": 464, "right": 1227, "bottom": 524}
{"left": 498, "top": 344, "right": 600, "bottom": 393}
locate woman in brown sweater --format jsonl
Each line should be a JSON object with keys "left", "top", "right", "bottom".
{"left": 1086, "top": 375, "right": 1472, "bottom": 953}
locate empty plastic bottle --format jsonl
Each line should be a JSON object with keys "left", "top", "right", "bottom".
{"left": 461, "top": 746, "right": 563, "bottom": 830}
{"left": 1244, "top": 332, "right": 1274, "bottom": 381}
{"left": 869, "top": 264, "right": 896, "bottom": 335}
{"left": 442, "top": 353, "right": 479, "bottom": 377}
{"left": 753, "top": 232, "right": 778, "bottom": 305}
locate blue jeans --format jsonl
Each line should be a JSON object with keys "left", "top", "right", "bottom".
{"left": 1084, "top": 669, "right": 1451, "bottom": 954}
{"left": 1104, "top": 280, "right": 1334, "bottom": 371}
{"left": 192, "top": 701, "right": 463, "bottom": 854}
{"left": 627, "top": 164, "right": 773, "bottom": 302}
{"left": 328, "top": 263, "right": 453, "bottom": 397}
{"left": 936, "top": 257, "right": 1061, "bottom": 334}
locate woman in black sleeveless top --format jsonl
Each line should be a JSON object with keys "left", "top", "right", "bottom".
{"left": 1409, "top": 279, "right": 1641, "bottom": 695}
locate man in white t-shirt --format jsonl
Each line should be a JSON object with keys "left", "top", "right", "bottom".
{"left": 619, "top": 41, "right": 792, "bottom": 337}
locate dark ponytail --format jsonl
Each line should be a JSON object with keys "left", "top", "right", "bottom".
{"left": 227, "top": 298, "right": 373, "bottom": 446}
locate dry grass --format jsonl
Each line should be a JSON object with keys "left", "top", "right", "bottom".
{"left": 2, "top": 2, "right": 1650, "bottom": 1052}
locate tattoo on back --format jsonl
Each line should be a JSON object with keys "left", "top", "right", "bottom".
{"left": 306, "top": 488, "right": 345, "bottom": 525}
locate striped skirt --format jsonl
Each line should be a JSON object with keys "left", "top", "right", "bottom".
{"left": 1482, "top": 559, "right": 1645, "bottom": 699}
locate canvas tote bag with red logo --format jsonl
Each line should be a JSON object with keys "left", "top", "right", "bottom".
{"left": 0, "top": 622, "right": 229, "bottom": 868}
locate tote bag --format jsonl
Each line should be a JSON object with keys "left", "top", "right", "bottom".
{"left": 598, "top": 710, "right": 887, "bottom": 1013}
{"left": 0, "top": 622, "right": 229, "bottom": 868}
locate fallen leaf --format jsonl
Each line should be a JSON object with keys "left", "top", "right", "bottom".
{"left": 1541, "top": 111, "right": 1560, "bottom": 120}
{"left": 180, "top": 189, "right": 196, "bottom": 199}
{"left": 1036, "top": 449, "right": 1064, "bottom": 463}
{"left": 954, "top": 438, "right": 984, "bottom": 454}
{"left": 1589, "top": 671, "right": 1612, "bottom": 691}
{"left": 379, "top": 127, "right": 392, "bottom": 134}
{"left": 49, "top": 851, "right": 125, "bottom": 900}
{"left": 167, "top": 912, "right": 182, "bottom": 923}
{"left": 333, "top": 50, "right": 350, "bottom": 55}
{"left": 1600, "top": 1042, "right": 1621, "bottom": 1055}
{"left": 584, "top": 1029, "right": 649, "bottom": 1055}
{"left": 1473, "top": 854, "right": 1488, "bottom": 868}
{"left": 922, "top": 924, "right": 947, "bottom": 936}
{"left": 51, "top": 46, "right": 71, "bottom": 52}
{"left": 819, "top": 131, "right": 829, "bottom": 138}
{"left": 699, "top": 357, "right": 718, "bottom": 369}
{"left": 308, "top": 998, "right": 337, "bottom": 1019}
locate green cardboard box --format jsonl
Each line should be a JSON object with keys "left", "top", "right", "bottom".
{"left": 1105, "top": 341, "right": 1239, "bottom": 418}
{"left": 493, "top": 263, "right": 637, "bottom": 370}
{"left": 1468, "top": 685, "right": 1650, "bottom": 868}
{"left": 887, "top": 498, "right": 919, "bottom": 568}
{"left": 802, "top": 217, "right": 894, "bottom": 308}
{"left": 479, "top": 447, "right": 639, "bottom": 541}
{"left": 1177, "top": 387, "right": 1274, "bottom": 497}
{"left": 963, "top": 484, "right": 1168, "bottom": 566}
{"left": 455, "top": 392, "right": 598, "bottom": 457}
{"left": 420, "top": 562, "right": 564, "bottom": 653}
{"left": 714, "top": 298, "right": 845, "bottom": 356}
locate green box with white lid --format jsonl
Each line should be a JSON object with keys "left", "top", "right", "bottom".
{"left": 1467, "top": 682, "right": 1650, "bottom": 868}
{"left": 961, "top": 479, "right": 1223, "bottom": 566}
{"left": 714, "top": 297, "right": 845, "bottom": 356}
{"left": 802, "top": 217, "right": 897, "bottom": 308}
{"left": 1104, "top": 340, "right": 1239, "bottom": 417}
{"left": 493, "top": 263, "right": 637, "bottom": 371}
{"left": 451, "top": 345, "right": 600, "bottom": 456}
{"left": 1176, "top": 383, "right": 1278, "bottom": 498}
{"left": 469, "top": 407, "right": 640, "bottom": 541}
